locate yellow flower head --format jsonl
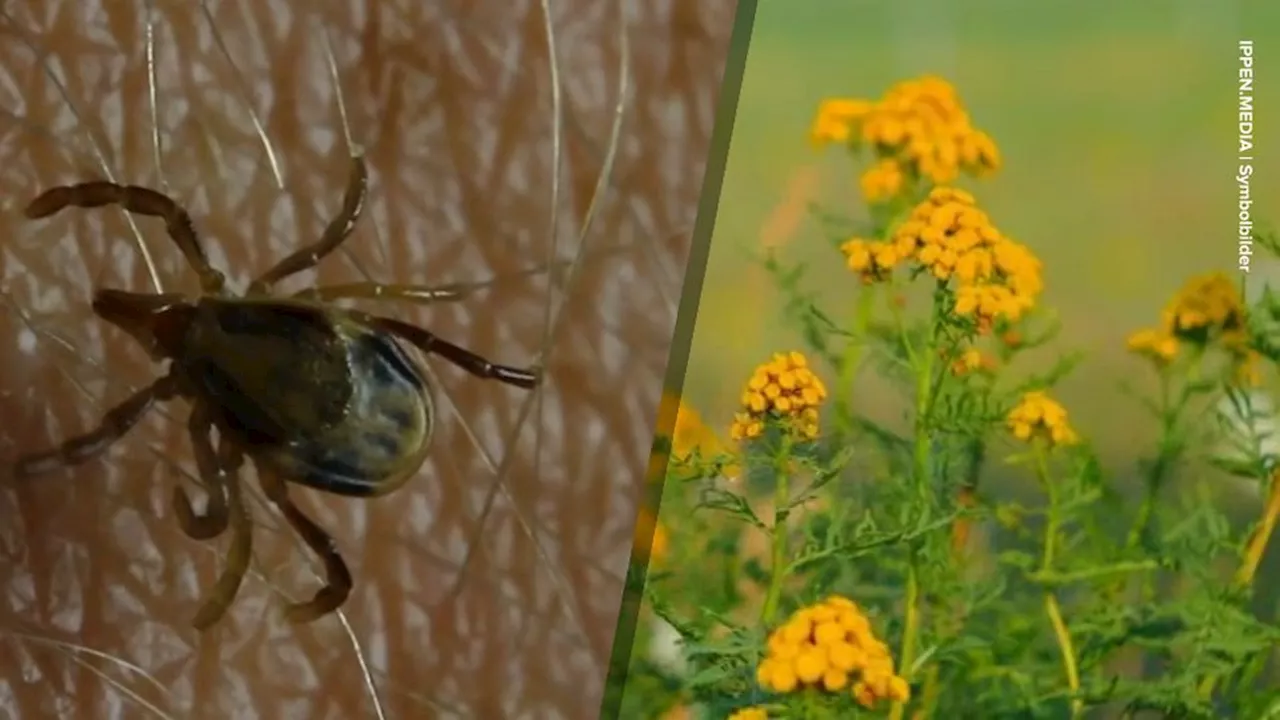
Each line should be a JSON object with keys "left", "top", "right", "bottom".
{"left": 1126, "top": 327, "right": 1180, "bottom": 365}
{"left": 727, "top": 708, "right": 768, "bottom": 720}
{"left": 668, "top": 395, "right": 725, "bottom": 458}
{"left": 649, "top": 394, "right": 741, "bottom": 481}
{"left": 1128, "top": 272, "right": 1256, "bottom": 378}
{"left": 840, "top": 237, "right": 906, "bottom": 284}
{"left": 967, "top": 131, "right": 1002, "bottom": 174}
{"left": 1006, "top": 391, "right": 1079, "bottom": 448}
{"left": 810, "top": 98, "right": 875, "bottom": 149}
{"left": 859, "top": 158, "right": 907, "bottom": 204}
{"left": 812, "top": 75, "right": 1001, "bottom": 200}
{"left": 730, "top": 352, "right": 828, "bottom": 442}
{"left": 756, "top": 596, "right": 910, "bottom": 708}
{"left": 1160, "top": 272, "right": 1246, "bottom": 346}
{"left": 885, "top": 187, "right": 1043, "bottom": 328}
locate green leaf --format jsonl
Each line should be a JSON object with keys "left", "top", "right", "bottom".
{"left": 695, "top": 487, "right": 768, "bottom": 531}
{"left": 787, "top": 445, "right": 857, "bottom": 509}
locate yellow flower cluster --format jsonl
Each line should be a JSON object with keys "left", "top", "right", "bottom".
{"left": 1125, "top": 327, "right": 1180, "bottom": 365}
{"left": 1128, "top": 272, "right": 1248, "bottom": 361}
{"left": 860, "top": 158, "right": 906, "bottom": 204}
{"left": 756, "top": 596, "right": 910, "bottom": 709}
{"left": 726, "top": 708, "right": 768, "bottom": 720}
{"left": 730, "top": 352, "right": 828, "bottom": 442}
{"left": 841, "top": 188, "right": 1045, "bottom": 330}
{"left": 810, "top": 98, "right": 874, "bottom": 147}
{"left": 668, "top": 393, "right": 728, "bottom": 458}
{"left": 840, "top": 232, "right": 909, "bottom": 283}
{"left": 650, "top": 393, "right": 743, "bottom": 481}
{"left": 1006, "top": 391, "right": 1079, "bottom": 447}
{"left": 811, "top": 75, "right": 1000, "bottom": 202}
{"left": 1126, "top": 272, "right": 1259, "bottom": 383}
{"left": 1163, "top": 272, "right": 1246, "bottom": 340}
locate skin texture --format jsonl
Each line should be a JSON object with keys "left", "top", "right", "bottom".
{"left": 0, "top": 1, "right": 736, "bottom": 717}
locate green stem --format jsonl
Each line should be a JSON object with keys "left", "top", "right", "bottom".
{"left": 889, "top": 561, "right": 921, "bottom": 720}
{"left": 891, "top": 283, "right": 920, "bottom": 369}
{"left": 890, "top": 286, "right": 943, "bottom": 720}
{"left": 1036, "top": 446, "right": 1082, "bottom": 718}
{"left": 911, "top": 289, "right": 941, "bottom": 500}
{"left": 1126, "top": 349, "right": 1202, "bottom": 553}
{"left": 759, "top": 438, "right": 794, "bottom": 628}
{"left": 836, "top": 288, "right": 877, "bottom": 437}
{"left": 1044, "top": 595, "right": 1081, "bottom": 717}
{"left": 1125, "top": 370, "right": 1174, "bottom": 552}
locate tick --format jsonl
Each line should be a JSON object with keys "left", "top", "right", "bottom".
{"left": 12, "top": 154, "right": 539, "bottom": 630}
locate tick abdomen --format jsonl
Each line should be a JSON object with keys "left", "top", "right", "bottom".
{"left": 280, "top": 327, "right": 435, "bottom": 496}
{"left": 188, "top": 299, "right": 436, "bottom": 497}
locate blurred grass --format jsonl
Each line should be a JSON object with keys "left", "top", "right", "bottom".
{"left": 686, "top": 0, "right": 1280, "bottom": 477}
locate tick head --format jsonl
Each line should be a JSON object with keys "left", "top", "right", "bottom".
{"left": 91, "top": 289, "right": 194, "bottom": 361}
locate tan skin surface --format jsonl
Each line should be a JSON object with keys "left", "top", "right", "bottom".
{"left": 0, "top": 2, "right": 736, "bottom": 717}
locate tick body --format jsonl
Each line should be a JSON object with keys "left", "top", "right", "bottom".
{"left": 180, "top": 297, "right": 436, "bottom": 498}
{"left": 13, "top": 155, "right": 538, "bottom": 629}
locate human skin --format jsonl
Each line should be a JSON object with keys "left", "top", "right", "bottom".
{"left": 0, "top": 1, "right": 736, "bottom": 717}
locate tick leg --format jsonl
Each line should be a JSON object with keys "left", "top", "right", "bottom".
{"left": 172, "top": 405, "right": 230, "bottom": 540}
{"left": 259, "top": 471, "right": 352, "bottom": 623}
{"left": 24, "top": 183, "right": 225, "bottom": 293}
{"left": 365, "top": 314, "right": 540, "bottom": 390}
{"left": 250, "top": 154, "right": 368, "bottom": 293}
{"left": 12, "top": 374, "right": 178, "bottom": 478}
{"left": 191, "top": 447, "right": 252, "bottom": 631}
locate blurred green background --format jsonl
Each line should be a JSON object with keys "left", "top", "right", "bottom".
{"left": 685, "top": 0, "right": 1280, "bottom": 484}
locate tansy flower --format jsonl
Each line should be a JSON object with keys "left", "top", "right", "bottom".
{"left": 730, "top": 352, "right": 828, "bottom": 442}
{"left": 1128, "top": 272, "right": 1256, "bottom": 379}
{"left": 671, "top": 395, "right": 728, "bottom": 459}
{"left": 958, "top": 130, "right": 1001, "bottom": 176}
{"left": 810, "top": 98, "right": 875, "bottom": 149}
{"left": 811, "top": 75, "right": 1001, "bottom": 201}
{"left": 839, "top": 187, "right": 1045, "bottom": 325}
{"left": 1126, "top": 328, "right": 1180, "bottom": 365}
{"left": 954, "top": 284, "right": 1034, "bottom": 329}
{"left": 650, "top": 393, "right": 741, "bottom": 480}
{"left": 859, "top": 158, "right": 906, "bottom": 203}
{"left": 727, "top": 708, "right": 768, "bottom": 720}
{"left": 1006, "top": 391, "right": 1079, "bottom": 447}
{"left": 1162, "top": 272, "right": 1245, "bottom": 342}
{"left": 756, "top": 596, "right": 910, "bottom": 709}
{"left": 1156, "top": 272, "right": 1251, "bottom": 358}
{"left": 654, "top": 392, "right": 726, "bottom": 459}
{"left": 882, "top": 187, "right": 1043, "bottom": 327}
{"left": 840, "top": 237, "right": 907, "bottom": 283}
